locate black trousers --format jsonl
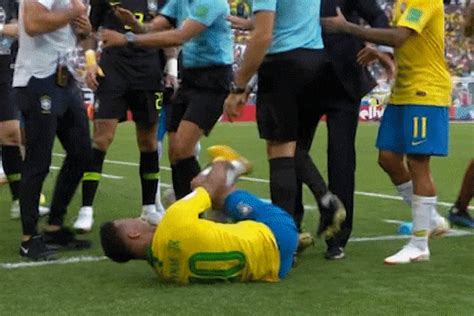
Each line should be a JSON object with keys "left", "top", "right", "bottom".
{"left": 16, "top": 74, "right": 92, "bottom": 236}
{"left": 296, "top": 66, "right": 360, "bottom": 249}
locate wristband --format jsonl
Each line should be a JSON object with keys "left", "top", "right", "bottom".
{"left": 165, "top": 58, "right": 178, "bottom": 77}
{"left": 0, "top": 24, "right": 4, "bottom": 36}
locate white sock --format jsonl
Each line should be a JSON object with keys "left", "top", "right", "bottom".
{"left": 142, "top": 204, "right": 156, "bottom": 213}
{"left": 320, "top": 192, "right": 332, "bottom": 208}
{"left": 396, "top": 181, "right": 413, "bottom": 206}
{"left": 155, "top": 182, "right": 165, "bottom": 212}
{"left": 411, "top": 195, "right": 435, "bottom": 250}
{"left": 157, "top": 141, "right": 163, "bottom": 161}
{"left": 430, "top": 205, "right": 444, "bottom": 228}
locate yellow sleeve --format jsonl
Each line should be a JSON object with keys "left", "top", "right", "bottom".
{"left": 164, "top": 187, "right": 212, "bottom": 224}
{"left": 396, "top": 0, "right": 439, "bottom": 34}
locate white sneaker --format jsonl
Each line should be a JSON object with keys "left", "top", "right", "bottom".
{"left": 73, "top": 206, "right": 94, "bottom": 233}
{"left": 141, "top": 205, "right": 164, "bottom": 226}
{"left": 39, "top": 205, "right": 50, "bottom": 217}
{"left": 10, "top": 200, "right": 20, "bottom": 219}
{"left": 384, "top": 242, "right": 430, "bottom": 265}
{"left": 10, "top": 200, "right": 50, "bottom": 219}
{"left": 430, "top": 215, "right": 450, "bottom": 237}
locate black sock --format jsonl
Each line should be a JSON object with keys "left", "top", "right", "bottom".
{"left": 2, "top": 145, "right": 22, "bottom": 201}
{"left": 269, "top": 157, "right": 297, "bottom": 216}
{"left": 295, "top": 149, "right": 328, "bottom": 203}
{"left": 82, "top": 148, "right": 106, "bottom": 206}
{"left": 140, "top": 151, "right": 159, "bottom": 205}
{"left": 171, "top": 156, "right": 201, "bottom": 199}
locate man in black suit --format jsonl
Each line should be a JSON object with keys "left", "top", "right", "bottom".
{"left": 294, "top": 0, "right": 393, "bottom": 260}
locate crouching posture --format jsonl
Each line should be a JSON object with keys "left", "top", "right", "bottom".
{"left": 100, "top": 146, "right": 298, "bottom": 284}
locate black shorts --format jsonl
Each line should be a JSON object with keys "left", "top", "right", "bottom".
{"left": 0, "top": 81, "right": 19, "bottom": 122}
{"left": 95, "top": 52, "right": 163, "bottom": 125}
{"left": 256, "top": 48, "right": 326, "bottom": 142}
{"left": 166, "top": 65, "right": 232, "bottom": 136}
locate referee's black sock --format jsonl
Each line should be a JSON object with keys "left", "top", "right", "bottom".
{"left": 295, "top": 149, "right": 328, "bottom": 203}
{"left": 2, "top": 145, "right": 22, "bottom": 201}
{"left": 140, "top": 151, "right": 159, "bottom": 205}
{"left": 82, "top": 148, "right": 106, "bottom": 207}
{"left": 269, "top": 157, "right": 297, "bottom": 216}
{"left": 171, "top": 156, "right": 201, "bottom": 200}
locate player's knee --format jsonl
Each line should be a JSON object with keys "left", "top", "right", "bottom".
{"left": 378, "top": 151, "right": 395, "bottom": 172}
{"left": 170, "top": 142, "right": 195, "bottom": 162}
{"left": 0, "top": 125, "right": 21, "bottom": 146}
{"left": 93, "top": 133, "right": 114, "bottom": 151}
{"left": 406, "top": 155, "right": 430, "bottom": 174}
{"left": 137, "top": 136, "right": 157, "bottom": 152}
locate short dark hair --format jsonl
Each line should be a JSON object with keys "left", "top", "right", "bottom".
{"left": 100, "top": 221, "right": 134, "bottom": 263}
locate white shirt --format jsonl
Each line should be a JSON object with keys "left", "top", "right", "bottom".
{"left": 13, "top": 0, "right": 76, "bottom": 87}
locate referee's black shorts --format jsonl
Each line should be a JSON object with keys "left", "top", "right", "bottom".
{"left": 256, "top": 48, "right": 326, "bottom": 142}
{"left": 95, "top": 52, "right": 163, "bottom": 125}
{"left": 166, "top": 65, "right": 232, "bottom": 136}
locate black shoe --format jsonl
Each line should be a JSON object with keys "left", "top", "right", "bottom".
{"left": 325, "top": 247, "right": 345, "bottom": 260}
{"left": 43, "top": 227, "right": 92, "bottom": 250}
{"left": 20, "top": 235, "right": 57, "bottom": 261}
{"left": 317, "top": 193, "right": 347, "bottom": 239}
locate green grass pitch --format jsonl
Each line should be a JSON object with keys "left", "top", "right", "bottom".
{"left": 1, "top": 122, "right": 473, "bottom": 315}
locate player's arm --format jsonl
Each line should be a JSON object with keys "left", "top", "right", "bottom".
{"left": 233, "top": 11, "right": 274, "bottom": 90}
{"left": 322, "top": 8, "right": 413, "bottom": 48}
{"left": 223, "top": 10, "right": 273, "bottom": 119}
{"left": 101, "top": 18, "right": 206, "bottom": 48}
{"left": 113, "top": 7, "right": 173, "bottom": 33}
{"left": 0, "top": 21, "right": 18, "bottom": 38}
{"left": 23, "top": 0, "right": 87, "bottom": 36}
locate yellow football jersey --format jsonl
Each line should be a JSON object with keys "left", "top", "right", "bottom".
{"left": 147, "top": 187, "right": 281, "bottom": 285}
{"left": 390, "top": 0, "right": 452, "bottom": 106}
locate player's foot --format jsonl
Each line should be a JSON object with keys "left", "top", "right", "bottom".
{"left": 43, "top": 227, "right": 92, "bottom": 250}
{"left": 207, "top": 145, "right": 253, "bottom": 175}
{"left": 429, "top": 215, "right": 450, "bottom": 237}
{"left": 20, "top": 235, "right": 57, "bottom": 261}
{"left": 141, "top": 205, "right": 164, "bottom": 226}
{"left": 10, "top": 200, "right": 50, "bottom": 220}
{"left": 448, "top": 206, "right": 474, "bottom": 228}
{"left": 297, "top": 232, "right": 314, "bottom": 254}
{"left": 325, "top": 246, "right": 345, "bottom": 260}
{"left": 317, "top": 194, "right": 346, "bottom": 239}
{"left": 384, "top": 242, "right": 430, "bottom": 265}
{"left": 73, "top": 206, "right": 94, "bottom": 234}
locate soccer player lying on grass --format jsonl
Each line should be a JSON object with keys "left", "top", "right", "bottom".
{"left": 100, "top": 147, "right": 299, "bottom": 284}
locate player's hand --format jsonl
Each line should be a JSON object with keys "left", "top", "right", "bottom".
{"left": 72, "top": 15, "right": 92, "bottom": 36}
{"left": 227, "top": 15, "right": 254, "bottom": 30}
{"left": 321, "top": 7, "right": 348, "bottom": 33}
{"left": 100, "top": 29, "right": 127, "bottom": 48}
{"left": 356, "top": 46, "right": 380, "bottom": 66}
{"left": 69, "top": 0, "right": 87, "bottom": 19}
{"left": 224, "top": 92, "right": 248, "bottom": 122}
{"left": 113, "top": 6, "right": 139, "bottom": 28}
{"left": 85, "top": 64, "right": 102, "bottom": 91}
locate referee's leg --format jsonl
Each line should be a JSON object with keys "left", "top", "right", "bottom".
{"left": 326, "top": 99, "right": 360, "bottom": 248}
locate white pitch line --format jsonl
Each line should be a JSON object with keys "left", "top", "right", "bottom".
{"left": 52, "top": 153, "right": 473, "bottom": 210}
{"left": 0, "top": 256, "right": 107, "bottom": 270}
{"left": 50, "top": 166, "right": 124, "bottom": 180}
{"left": 2, "top": 229, "right": 473, "bottom": 269}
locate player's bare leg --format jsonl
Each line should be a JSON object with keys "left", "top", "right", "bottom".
{"left": 448, "top": 159, "right": 474, "bottom": 228}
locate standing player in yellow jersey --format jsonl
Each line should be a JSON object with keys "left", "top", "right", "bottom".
{"left": 100, "top": 146, "right": 298, "bottom": 284}
{"left": 322, "top": 0, "right": 452, "bottom": 264}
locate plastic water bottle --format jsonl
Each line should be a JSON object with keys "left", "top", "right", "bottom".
{"left": 398, "top": 222, "right": 413, "bottom": 235}
{"left": 0, "top": 7, "right": 13, "bottom": 55}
